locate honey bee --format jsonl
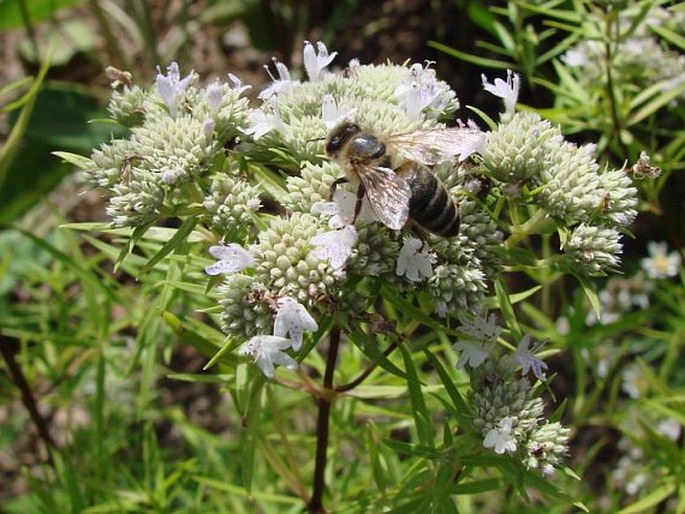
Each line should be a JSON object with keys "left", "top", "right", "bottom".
{"left": 325, "top": 121, "right": 483, "bottom": 237}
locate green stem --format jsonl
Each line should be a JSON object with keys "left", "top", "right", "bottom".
{"left": 307, "top": 325, "right": 341, "bottom": 514}
{"left": 504, "top": 209, "right": 552, "bottom": 248}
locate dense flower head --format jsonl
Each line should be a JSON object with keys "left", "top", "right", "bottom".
{"left": 87, "top": 42, "right": 639, "bottom": 396}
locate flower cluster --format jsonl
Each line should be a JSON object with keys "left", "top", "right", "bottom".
{"left": 562, "top": 6, "right": 685, "bottom": 104}
{"left": 454, "top": 314, "right": 568, "bottom": 476}
{"left": 87, "top": 64, "right": 250, "bottom": 227}
{"left": 481, "top": 73, "right": 638, "bottom": 276}
{"left": 84, "top": 42, "right": 638, "bottom": 391}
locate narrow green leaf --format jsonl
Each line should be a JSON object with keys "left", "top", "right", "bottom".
{"left": 423, "top": 349, "right": 472, "bottom": 428}
{"left": 575, "top": 274, "right": 600, "bottom": 321}
{"left": 452, "top": 477, "right": 503, "bottom": 494}
{"left": 650, "top": 24, "right": 685, "bottom": 51}
{"left": 398, "top": 343, "right": 433, "bottom": 448}
{"left": 138, "top": 217, "right": 197, "bottom": 276}
{"left": 52, "top": 150, "right": 93, "bottom": 169}
{"left": 627, "top": 80, "right": 685, "bottom": 126}
{"left": 366, "top": 423, "right": 389, "bottom": 494}
{"left": 348, "top": 328, "right": 407, "bottom": 379}
{"left": 428, "top": 41, "right": 515, "bottom": 69}
{"left": 382, "top": 440, "right": 441, "bottom": 459}
{"left": 494, "top": 278, "right": 521, "bottom": 339}
{"left": 0, "top": 57, "right": 50, "bottom": 190}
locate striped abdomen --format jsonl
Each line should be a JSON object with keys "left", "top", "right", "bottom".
{"left": 405, "top": 165, "right": 459, "bottom": 237}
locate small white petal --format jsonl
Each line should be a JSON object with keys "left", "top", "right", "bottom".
{"left": 310, "top": 225, "right": 357, "bottom": 270}
{"left": 273, "top": 297, "right": 319, "bottom": 351}
{"left": 238, "top": 335, "right": 295, "bottom": 378}
{"left": 396, "top": 238, "right": 435, "bottom": 282}
{"left": 481, "top": 69, "right": 520, "bottom": 114}
{"left": 205, "top": 244, "right": 254, "bottom": 275}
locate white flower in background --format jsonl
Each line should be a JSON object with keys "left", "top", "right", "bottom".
{"left": 396, "top": 237, "right": 435, "bottom": 282}
{"left": 321, "top": 94, "right": 356, "bottom": 130}
{"left": 621, "top": 363, "right": 650, "bottom": 399}
{"left": 310, "top": 225, "right": 358, "bottom": 270}
{"left": 460, "top": 313, "right": 501, "bottom": 344}
{"left": 273, "top": 297, "right": 319, "bottom": 351}
{"left": 483, "top": 417, "right": 518, "bottom": 454}
{"left": 481, "top": 69, "right": 520, "bottom": 114}
{"left": 514, "top": 335, "right": 549, "bottom": 380}
{"left": 453, "top": 340, "right": 492, "bottom": 369}
{"left": 205, "top": 244, "right": 255, "bottom": 275}
{"left": 156, "top": 62, "right": 192, "bottom": 118}
{"left": 228, "top": 72, "right": 251, "bottom": 95}
{"left": 244, "top": 107, "right": 286, "bottom": 140}
{"left": 238, "top": 335, "right": 297, "bottom": 378}
{"left": 206, "top": 80, "right": 223, "bottom": 113}
{"left": 656, "top": 418, "right": 682, "bottom": 441}
{"left": 640, "top": 241, "right": 681, "bottom": 279}
{"left": 259, "top": 58, "right": 294, "bottom": 100}
{"left": 303, "top": 41, "right": 337, "bottom": 82}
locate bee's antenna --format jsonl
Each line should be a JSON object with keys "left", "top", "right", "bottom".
{"left": 307, "top": 136, "right": 327, "bottom": 143}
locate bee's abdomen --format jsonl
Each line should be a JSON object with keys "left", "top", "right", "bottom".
{"left": 408, "top": 168, "right": 460, "bottom": 237}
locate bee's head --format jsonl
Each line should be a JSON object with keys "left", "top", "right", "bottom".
{"left": 325, "top": 122, "right": 361, "bottom": 157}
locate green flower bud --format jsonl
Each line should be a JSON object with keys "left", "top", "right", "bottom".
{"left": 564, "top": 223, "right": 623, "bottom": 276}
{"left": 252, "top": 213, "right": 345, "bottom": 304}
{"left": 537, "top": 141, "right": 604, "bottom": 224}
{"left": 482, "top": 112, "right": 560, "bottom": 183}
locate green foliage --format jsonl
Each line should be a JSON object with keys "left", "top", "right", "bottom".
{"left": 2, "top": 1, "right": 684, "bottom": 513}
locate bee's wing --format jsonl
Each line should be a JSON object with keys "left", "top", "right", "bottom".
{"left": 356, "top": 164, "right": 411, "bottom": 230}
{"left": 387, "top": 127, "right": 485, "bottom": 165}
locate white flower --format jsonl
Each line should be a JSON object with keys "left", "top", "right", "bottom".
{"left": 396, "top": 238, "right": 435, "bottom": 282}
{"left": 156, "top": 62, "right": 193, "bottom": 118}
{"left": 244, "top": 107, "right": 286, "bottom": 140}
{"left": 483, "top": 417, "right": 518, "bottom": 454}
{"left": 321, "top": 94, "right": 356, "bottom": 130}
{"left": 205, "top": 244, "right": 254, "bottom": 275}
{"left": 310, "top": 225, "right": 357, "bottom": 270}
{"left": 394, "top": 64, "right": 450, "bottom": 120}
{"left": 238, "top": 335, "right": 297, "bottom": 378}
{"left": 273, "top": 297, "right": 319, "bottom": 351}
{"left": 481, "top": 69, "right": 520, "bottom": 114}
{"left": 640, "top": 241, "right": 681, "bottom": 279}
{"left": 303, "top": 41, "right": 337, "bottom": 82}
{"left": 206, "top": 80, "right": 223, "bottom": 113}
{"left": 459, "top": 313, "right": 501, "bottom": 345}
{"left": 202, "top": 119, "right": 215, "bottom": 140}
{"left": 452, "top": 340, "right": 492, "bottom": 369}
{"left": 259, "top": 58, "right": 294, "bottom": 100}
{"left": 161, "top": 166, "right": 184, "bottom": 185}
{"left": 228, "top": 72, "right": 250, "bottom": 95}
{"left": 311, "top": 189, "right": 377, "bottom": 229}
{"left": 514, "top": 335, "right": 548, "bottom": 380}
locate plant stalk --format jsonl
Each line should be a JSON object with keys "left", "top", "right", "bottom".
{"left": 307, "top": 325, "right": 341, "bottom": 514}
{"left": 0, "top": 336, "right": 55, "bottom": 461}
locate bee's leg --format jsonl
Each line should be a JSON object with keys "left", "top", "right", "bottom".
{"left": 329, "top": 177, "right": 349, "bottom": 200}
{"left": 353, "top": 183, "right": 366, "bottom": 222}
